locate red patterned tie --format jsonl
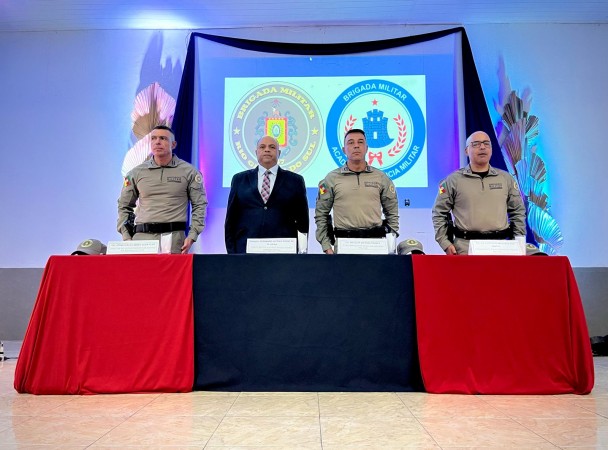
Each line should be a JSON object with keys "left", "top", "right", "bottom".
{"left": 261, "top": 170, "right": 271, "bottom": 203}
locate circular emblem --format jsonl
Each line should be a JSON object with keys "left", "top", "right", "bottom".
{"left": 326, "top": 79, "right": 426, "bottom": 180}
{"left": 406, "top": 239, "right": 418, "bottom": 245}
{"left": 80, "top": 240, "right": 93, "bottom": 248}
{"left": 229, "top": 82, "right": 323, "bottom": 173}
{"left": 195, "top": 173, "right": 202, "bottom": 184}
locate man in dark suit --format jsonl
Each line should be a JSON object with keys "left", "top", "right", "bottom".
{"left": 225, "top": 135, "right": 309, "bottom": 254}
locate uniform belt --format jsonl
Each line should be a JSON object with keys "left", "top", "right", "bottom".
{"left": 334, "top": 226, "right": 386, "bottom": 239}
{"left": 454, "top": 227, "right": 512, "bottom": 240}
{"left": 134, "top": 222, "right": 186, "bottom": 234}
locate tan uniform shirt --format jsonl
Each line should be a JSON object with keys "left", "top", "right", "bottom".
{"left": 432, "top": 165, "right": 526, "bottom": 251}
{"left": 117, "top": 155, "right": 208, "bottom": 241}
{"left": 315, "top": 165, "right": 399, "bottom": 251}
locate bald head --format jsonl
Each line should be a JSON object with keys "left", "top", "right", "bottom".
{"left": 465, "top": 131, "right": 493, "bottom": 171}
{"left": 256, "top": 136, "right": 280, "bottom": 169}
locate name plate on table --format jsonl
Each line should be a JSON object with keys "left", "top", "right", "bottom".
{"left": 246, "top": 238, "right": 297, "bottom": 254}
{"left": 338, "top": 238, "right": 389, "bottom": 255}
{"left": 106, "top": 240, "right": 160, "bottom": 255}
{"left": 468, "top": 239, "right": 523, "bottom": 255}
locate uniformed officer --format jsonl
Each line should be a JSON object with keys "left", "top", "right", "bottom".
{"left": 117, "top": 125, "right": 208, "bottom": 254}
{"left": 432, "top": 130, "right": 526, "bottom": 255}
{"left": 315, "top": 128, "right": 399, "bottom": 254}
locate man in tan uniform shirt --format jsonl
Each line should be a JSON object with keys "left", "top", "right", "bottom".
{"left": 117, "top": 125, "right": 208, "bottom": 254}
{"left": 432, "top": 130, "right": 526, "bottom": 255}
{"left": 315, "top": 129, "right": 399, "bottom": 254}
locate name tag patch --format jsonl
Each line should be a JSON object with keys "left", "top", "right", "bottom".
{"left": 364, "top": 181, "right": 380, "bottom": 189}
{"left": 489, "top": 183, "right": 503, "bottom": 190}
{"left": 167, "top": 177, "right": 182, "bottom": 183}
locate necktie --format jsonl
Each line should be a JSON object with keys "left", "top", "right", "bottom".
{"left": 261, "top": 170, "right": 271, "bottom": 203}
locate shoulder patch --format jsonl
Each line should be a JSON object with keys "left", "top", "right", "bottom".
{"left": 123, "top": 177, "right": 131, "bottom": 188}
{"left": 438, "top": 180, "right": 447, "bottom": 195}
{"left": 513, "top": 179, "right": 520, "bottom": 192}
{"left": 318, "top": 182, "right": 328, "bottom": 195}
{"left": 195, "top": 173, "right": 203, "bottom": 184}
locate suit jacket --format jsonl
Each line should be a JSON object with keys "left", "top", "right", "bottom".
{"left": 225, "top": 166, "right": 309, "bottom": 254}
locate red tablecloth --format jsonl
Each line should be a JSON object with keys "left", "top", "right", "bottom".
{"left": 412, "top": 255, "right": 594, "bottom": 394}
{"left": 14, "top": 255, "right": 194, "bottom": 394}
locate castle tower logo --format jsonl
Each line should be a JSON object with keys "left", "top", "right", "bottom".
{"left": 229, "top": 82, "right": 323, "bottom": 173}
{"left": 326, "top": 79, "right": 426, "bottom": 180}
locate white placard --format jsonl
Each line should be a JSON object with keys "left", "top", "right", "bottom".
{"left": 468, "top": 239, "right": 523, "bottom": 256}
{"left": 106, "top": 240, "right": 160, "bottom": 255}
{"left": 386, "top": 233, "right": 397, "bottom": 254}
{"left": 160, "top": 233, "right": 172, "bottom": 254}
{"left": 514, "top": 235, "right": 526, "bottom": 255}
{"left": 297, "top": 232, "right": 308, "bottom": 254}
{"left": 337, "top": 238, "right": 389, "bottom": 255}
{"left": 246, "top": 238, "right": 297, "bottom": 254}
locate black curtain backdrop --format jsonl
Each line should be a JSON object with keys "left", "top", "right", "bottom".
{"left": 172, "top": 26, "right": 507, "bottom": 172}
{"left": 171, "top": 27, "right": 536, "bottom": 241}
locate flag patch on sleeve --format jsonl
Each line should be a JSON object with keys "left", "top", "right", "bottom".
{"left": 318, "top": 182, "right": 327, "bottom": 195}
{"left": 438, "top": 181, "right": 446, "bottom": 195}
{"left": 123, "top": 177, "right": 131, "bottom": 187}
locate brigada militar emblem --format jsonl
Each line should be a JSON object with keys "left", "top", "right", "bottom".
{"left": 326, "top": 79, "right": 426, "bottom": 180}
{"left": 229, "top": 82, "right": 323, "bottom": 172}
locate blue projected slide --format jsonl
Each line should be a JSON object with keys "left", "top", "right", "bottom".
{"left": 223, "top": 75, "right": 427, "bottom": 188}
{"left": 195, "top": 40, "right": 460, "bottom": 209}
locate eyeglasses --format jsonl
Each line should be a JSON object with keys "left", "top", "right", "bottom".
{"left": 469, "top": 140, "right": 491, "bottom": 148}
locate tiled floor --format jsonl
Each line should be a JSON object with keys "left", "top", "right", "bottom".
{"left": 0, "top": 357, "right": 607, "bottom": 449}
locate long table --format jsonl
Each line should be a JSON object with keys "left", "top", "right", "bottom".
{"left": 14, "top": 254, "right": 594, "bottom": 395}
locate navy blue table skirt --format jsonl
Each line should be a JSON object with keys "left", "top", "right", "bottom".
{"left": 192, "top": 254, "right": 423, "bottom": 392}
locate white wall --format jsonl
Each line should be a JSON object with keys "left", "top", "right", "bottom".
{"left": 0, "top": 30, "right": 189, "bottom": 267}
{"left": 0, "top": 24, "right": 605, "bottom": 267}
{"left": 466, "top": 24, "right": 608, "bottom": 268}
